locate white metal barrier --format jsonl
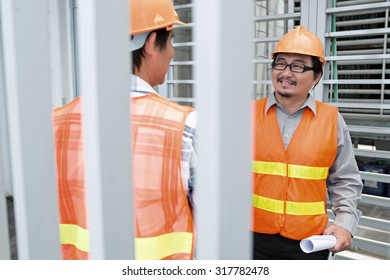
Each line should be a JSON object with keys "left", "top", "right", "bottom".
{"left": 1, "top": 0, "right": 389, "bottom": 261}
{"left": 0, "top": 0, "right": 253, "bottom": 260}
{"left": 328, "top": 194, "right": 390, "bottom": 260}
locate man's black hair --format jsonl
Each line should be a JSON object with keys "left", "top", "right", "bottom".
{"left": 132, "top": 28, "right": 171, "bottom": 72}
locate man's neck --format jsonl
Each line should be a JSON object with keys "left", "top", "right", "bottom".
{"left": 274, "top": 93, "right": 308, "bottom": 115}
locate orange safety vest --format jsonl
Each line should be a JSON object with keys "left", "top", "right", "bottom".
{"left": 251, "top": 98, "right": 338, "bottom": 240}
{"left": 52, "top": 94, "right": 195, "bottom": 259}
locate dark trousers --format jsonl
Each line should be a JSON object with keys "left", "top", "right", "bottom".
{"left": 253, "top": 232, "right": 330, "bottom": 260}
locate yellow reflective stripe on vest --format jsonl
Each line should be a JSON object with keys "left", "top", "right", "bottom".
{"left": 252, "top": 161, "right": 286, "bottom": 176}
{"left": 59, "top": 224, "right": 89, "bottom": 252}
{"left": 253, "top": 195, "right": 325, "bottom": 216}
{"left": 285, "top": 200, "right": 325, "bottom": 215}
{"left": 288, "top": 164, "right": 328, "bottom": 180}
{"left": 59, "top": 225, "right": 192, "bottom": 259}
{"left": 252, "top": 161, "right": 328, "bottom": 180}
{"left": 253, "top": 194, "right": 284, "bottom": 214}
{"left": 135, "top": 232, "right": 193, "bottom": 260}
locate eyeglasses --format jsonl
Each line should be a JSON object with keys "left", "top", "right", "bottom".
{"left": 272, "top": 61, "right": 314, "bottom": 73}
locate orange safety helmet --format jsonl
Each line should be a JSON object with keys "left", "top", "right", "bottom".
{"left": 128, "top": 0, "right": 187, "bottom": 51}
{"left": 272, "top": 26, "right": 326, "bottom": 67}
{"left": 129, "top": 0, "right": 186, "bottom": 34}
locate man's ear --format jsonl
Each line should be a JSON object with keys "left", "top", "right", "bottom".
{"left": 143, "top": 32, "right": 157, "bottom": 57}
{"left": 312, "top": 72, "right": 322, "bottom": 88}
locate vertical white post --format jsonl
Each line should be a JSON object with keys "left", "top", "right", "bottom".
{"left": 300, "top": 0, "right": 322, "bottom": 34}
{"left": 0, "top": 0, "right": 11, "bottom": 260}
{"left": 195, "top": 0, "right": 253, "bottom": 259}
{"left": 77, "top": 0, "right": 134, "bottom": 259}
{"left": 48, "top": 0, "right": 75, "bottom": 107}
{"left": 300, "top": 0, "right": 326, "bottom": 102}
{"left": 1, "top": 0, "right": 60, "bottom": 259}
{"left": 315, "top": 0, "right": 328, "bottom": 102}
{"left": 0, "top": 0, "right": 13, "bottom": 198}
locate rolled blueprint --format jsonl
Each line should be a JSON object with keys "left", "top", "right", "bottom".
{"left": 300, "top": 235, "right": 337, "bottom": 253}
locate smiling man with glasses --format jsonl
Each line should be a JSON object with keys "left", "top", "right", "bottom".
{"left": 251, "top": 26, "right": 363, "bottom": 260}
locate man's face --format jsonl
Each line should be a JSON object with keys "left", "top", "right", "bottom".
{"left": 271, "top": 53, "right": 321, "bottom": 100}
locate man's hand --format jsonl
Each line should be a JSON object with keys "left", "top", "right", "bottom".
{"left": 323, "top": 225, "right": 352, "bottom": 253}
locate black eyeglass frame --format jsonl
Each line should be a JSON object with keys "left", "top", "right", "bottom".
{"left": 271, "top": 60, "right": 315, "bottom": 73}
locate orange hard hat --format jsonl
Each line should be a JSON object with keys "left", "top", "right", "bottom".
{"left": 129, "top": 0, "right": 186, "bottom": 35}
{"left": 272, "top": 26, "right": 326, "bottom": 66}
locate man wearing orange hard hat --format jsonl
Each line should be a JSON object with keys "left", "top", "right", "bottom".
{"left": 52, "top": 0, "right": 196, "bottom": 260}
{"left": 251, "top": 26, "right": 362, "bottom": 259}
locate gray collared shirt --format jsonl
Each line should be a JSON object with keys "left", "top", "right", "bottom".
{"left": 265, "top": 93, "right": 363, "bottom": 235}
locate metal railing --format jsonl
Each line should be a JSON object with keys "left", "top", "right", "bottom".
{"left": 328, "top": 193, "right": 390, "bottom": 260}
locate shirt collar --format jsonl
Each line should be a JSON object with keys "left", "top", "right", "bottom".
{"left": 265, "top": 93, "right": 317, "bottom": 117}
{"left": 130, "top": 74, "right": 158, "bottom": 96}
